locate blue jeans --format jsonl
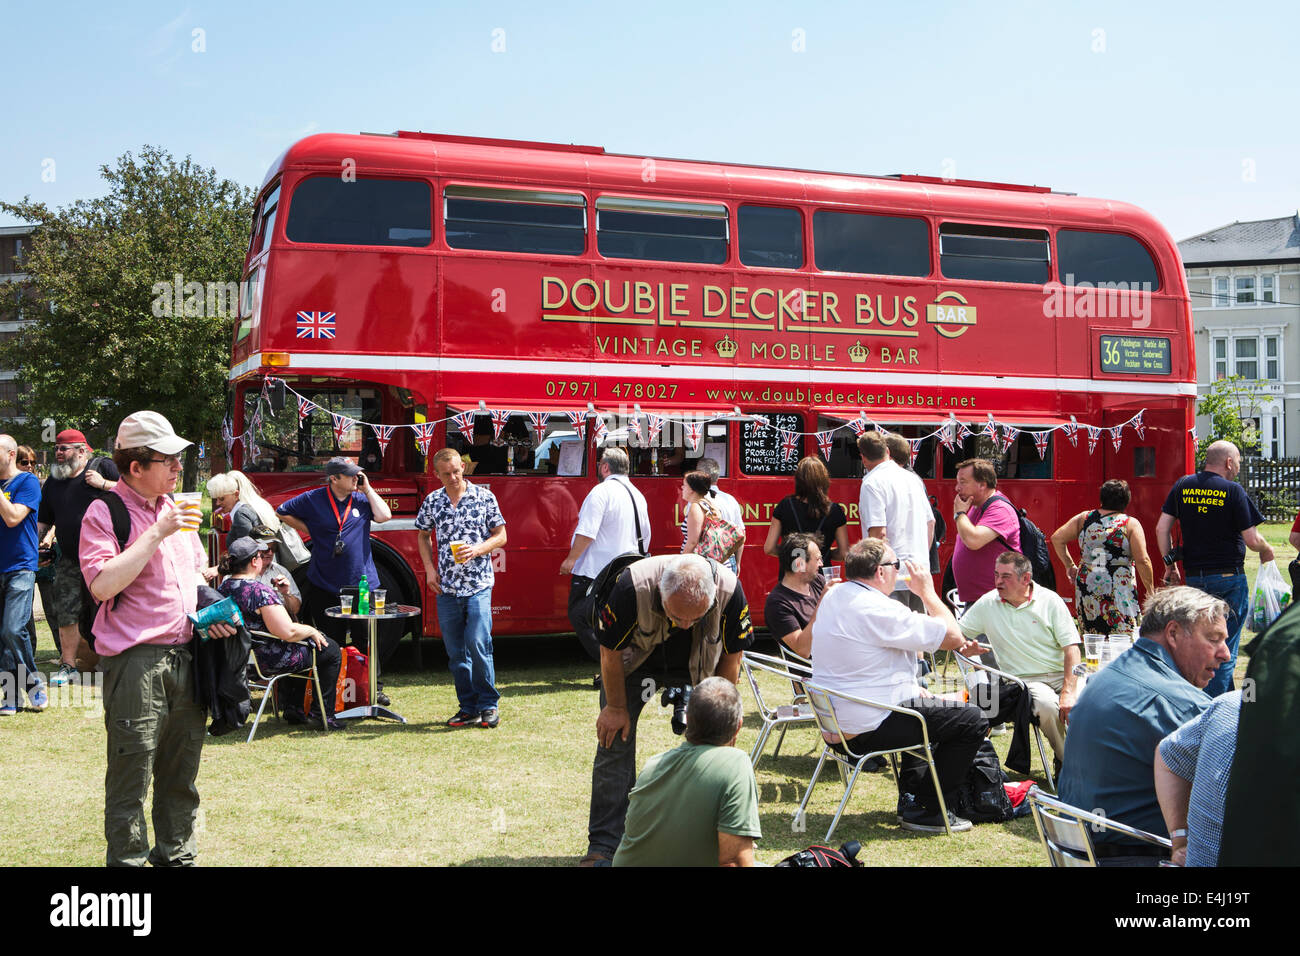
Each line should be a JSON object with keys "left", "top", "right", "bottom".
{"left": 436, "top": 589, "right": 498, "bottom": 713}
{"left": 1186, "top": 572, "right": 1248, "bottom": 697}
{"left": 0, "top": 570, "right": 42, "bottom": 706}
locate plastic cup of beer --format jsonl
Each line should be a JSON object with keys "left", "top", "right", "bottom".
{"left": 373, "top": 589, "right": 386, "bottom": 615}
{"left": 339, "top": 592, "right": 353, "bottom": 615}
{"left": 1083, "top": 633, "right": 1103, "bottom": 671}
{"left": 451, "top": 540, "right": 469, "bottom": 564}
{"left": 821, "top": 566, "right": 841, "bottom": 583}
{"left": 173, "top": 492, "right": 203, "bottom": 531}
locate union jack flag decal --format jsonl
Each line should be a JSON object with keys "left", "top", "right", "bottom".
{"left": 413, "top": 422, "right": 437, "bottom": 457}
{"left": 816, "top": 430, "right": 835, "bottom": 461}
{"left": 370, "top": 423, "right": 396, "bottom": 456}
{"left": 296, "top": 311, "right": 336, "bottom": 339}
{"left": 779, "top": 430, "right": 800, "bottom": 461}
{"left": 567, "top": 411, "right": 588, "bottom": 441}
{"left": 527, "top": 411, "right": 549, "bottom": 444}
{"left": 1032, "top": 431, "right": 1050, "bottom": 460}
{"left": 490, "top": 409, "right": 513, "bottom": 441}
{"left": 452, "top": 411, "right": 476, "bottom": 443}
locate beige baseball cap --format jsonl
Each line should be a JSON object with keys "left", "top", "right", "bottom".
{"left": 115, "top": 411, "right": 192, "bottom": 456}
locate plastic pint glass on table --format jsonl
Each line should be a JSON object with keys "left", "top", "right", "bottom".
{"left": 1083, "top": 634, "right": 1103, "bottom": 672}
{"left": 339, "top": 592, "right": 353, "bottom": 615}
{"left": 173, "top": 492, "right": 203, "bottom": 531}
{"left": 373, "top": 589, "right": 386, "bottom": 615}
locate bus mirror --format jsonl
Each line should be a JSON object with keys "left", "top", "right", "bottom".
{"left": 268, "top": 378, "right": 286, "bottom": 414}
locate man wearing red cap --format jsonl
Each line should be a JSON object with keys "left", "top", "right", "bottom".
{"left": 36, "top": 428, "right": 118, "bottom": 684}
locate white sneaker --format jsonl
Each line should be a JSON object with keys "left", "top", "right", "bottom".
{"left": 989, "top": 724, "right": 1007, "bottom": 736}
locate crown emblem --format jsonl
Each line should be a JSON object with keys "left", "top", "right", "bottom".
{"left": 715, "top": 334, "right": 738, "bottom": 358}
{"left": 848, "top": 341, "right": 869, "bottom": 363}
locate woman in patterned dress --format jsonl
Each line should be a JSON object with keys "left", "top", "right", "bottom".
{"left": 1051, "top": 479, "right": 1155, "bottom": 635}
{"left": 218, "top": 537, "right": 345, "bottom": 730}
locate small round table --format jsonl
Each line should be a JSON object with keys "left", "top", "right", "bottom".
{"left": 323, "top": 604, "right": 420, "bottom": 723}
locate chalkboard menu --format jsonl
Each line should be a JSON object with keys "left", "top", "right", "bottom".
{"left": 741, "top": 412, "right": 802, "bottom": 475}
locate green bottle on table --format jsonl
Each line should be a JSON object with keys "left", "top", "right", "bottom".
{"left": 358, "top": 574, "right": 371, "bottom": 615}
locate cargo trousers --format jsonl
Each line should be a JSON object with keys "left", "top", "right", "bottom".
{"left": 103, "top": 642, "right": 206, "bottom": 867}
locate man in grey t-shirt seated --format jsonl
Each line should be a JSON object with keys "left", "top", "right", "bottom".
{"left": 613, "top": 678, "right": 761, "bottom": 867}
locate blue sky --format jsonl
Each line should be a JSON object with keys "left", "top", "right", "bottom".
{"left": 4, "top": 0, "right": 1296, "bottom": 240}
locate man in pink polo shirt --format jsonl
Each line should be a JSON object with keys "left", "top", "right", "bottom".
{"left": 80, "top": 411, "right": 233, "bottom": 867}
{"left": 951, "top": 458, "right": 1020, "bottom": 605}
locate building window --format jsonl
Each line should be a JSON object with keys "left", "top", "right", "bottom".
{"left": 1211, "top": 273, "right": 1278, "bottom": 307}
{"left": 1261, "top": 275, "right": 1276, "bottom": 303}
{"left": 1266, "top": 335, "right": 1280, "bottom": 381}
{"left": 1236, "top": 276, "right": 1255, "bottom": 304}
{"left": 1235, "top": 338, "right": 1258, "bottom": 379}
{"left": 1213, "top": 276, "right": 1231, "bottom": 307}
{"left": 1212, "top": 337, "right": 1227, "bottom": 379}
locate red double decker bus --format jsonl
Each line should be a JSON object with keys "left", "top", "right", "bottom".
{"left": 227, "top": 130, "right": 1195, "bottom": 654}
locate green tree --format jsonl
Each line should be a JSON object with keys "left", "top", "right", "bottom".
{"left": 1, "top": 146, "right": 254, "bottom": 489}
{"left": 1196, "top": 375, "right": 1264, "bottom": 463}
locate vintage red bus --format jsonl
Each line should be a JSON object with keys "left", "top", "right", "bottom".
{"left": 227, "top": 130, "right": 1195, "bottom": 656}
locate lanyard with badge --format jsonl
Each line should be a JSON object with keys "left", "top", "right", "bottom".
{"left": 328, "top": 491, "right": 350, "bottom": 557}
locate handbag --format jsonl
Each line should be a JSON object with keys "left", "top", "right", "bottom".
{"left": 692, "top": 498, "right": 745, "bottom": 563}
{"left": 275, "top": 522, "right": 312, "bottom": 571}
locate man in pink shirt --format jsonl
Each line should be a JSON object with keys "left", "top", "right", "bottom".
{"left": 80, "top": 411, "right": 233, "bottom": 867}
{"left": 950, "top": 458, "right": 1020, "bottom": 605}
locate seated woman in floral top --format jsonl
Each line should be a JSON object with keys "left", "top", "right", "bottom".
{"left": 218, "top": 537, "right": 345, "bottom": 730}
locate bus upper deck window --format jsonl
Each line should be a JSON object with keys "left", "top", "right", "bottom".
{"left": 596, "top": 197, "right": 728, "bottom": 265}
{"left": 1057, "top": 230, "right": 1161, "bottom": 291}
{"left": 813, "top": 210, "right": 930, "bottom": 277}
{"left": 286, "top": 176, "right": 431, "bottom": 247}
{"left": 444, "top": 186, "right": 586, "bottom": 256}
{"left": 939, "top": 223, "right": 1050, "bottom": 284}
{"left": 739, "top": 205, "right": 803, "bottom": 269}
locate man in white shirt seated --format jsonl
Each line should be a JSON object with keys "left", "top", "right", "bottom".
{"left": 811, "top": 538, "right": 988, "bottom": 833}
{"left": 957, "top": 551, "right": 1081, "bottom": 765}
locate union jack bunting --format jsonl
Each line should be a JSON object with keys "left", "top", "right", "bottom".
{"left": 527, "top": 411, "right": 549, "bottom": 444}
{"left": 413, "top": 422, "right": 437, "bottom": 457}
{"left": 646, "top": 415, "right": 664, "bottom": 444}
{"left": 847, "top": 418, "right": 867, "bottom": 437}
{"left": 220, "top": 417, "right": 234, "bottom": 458}
{"left": 567, "top": 411, "right": 587, "bottom": 441}
{"left": 684, "top": 420, "right": 703, "bottom": 452}
{"left": 1000, "top": 426, "right": 1020, "bottom": 454}
{"left": 490, "top": 408, "right": 513, "bottom": 441}
{"left": 1086, "top": 425, "right": 1101, "bottom": 455}
{"left": 1062, "top": 422, "right": 1079, "bottom": 447}
{"left": 248, "top": 435, "right": 260, "bottom": 461}
{"left": 297, "top": 396, "right": 316, "bottom": 423}
{"left": 939, "top": 424, "right": 957, "bottom": 452}
{"left": 981, "top": 419, "right": 999, "bottom": 440}
{"left": 1110, "top": 426, "right": 1124, "bottom": 453}
{"left": 1131, "top": 411, "right": 1145, "bottom": 439}
{"left": 369, "top": 423, "right": 396, "bottom": 456}
{"left": 452, "top": 411, "right": 476, "bottom": 443}
{"left": 907, "top": 437, "right": 923, "bottom": 466}
{"left": 331, "top": 413, "right": 356, "bottom": 444}
{"left": 746, "top": 416, "right": 769, "bottom": 437}
{"left": 816, "top": 430, "right": 835, "bottom": 460}
{"left": 1189, "top": 426, "right": 1198, "bottom": 442}
{"left": 631, "top": 414, "right": 646, "bottom": 445}
{"left": 779, "top": 430, "right": 800, "bottom": 461}
{"left": 591, "top": 415, "right": 609, "bottom": 446}
{"left": 956, "top": 422, "right": 973, "bottom": 442}
{"left": 1032, "top": 431, "right": 1050, "bottom": 459}
{"left": 295, "top": 311, "right": 336, "bottom": 339}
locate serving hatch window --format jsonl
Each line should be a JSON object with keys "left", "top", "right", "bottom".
{"left": 939, "top": 426, "right": 1053, "bottom": 480}
{"left": 596, "top": 196, "right": 728, "bottom": 264}
{"left": 243, "top": 386, "right": 385, "bottom": 473}
{"left": 445, "top": 410, "right": 587, "bottom": 477}
{"left": 593, "top": 414, "right": 729, "bottom": 478}
{"left": 824, "top": 419, "right": 938, "bottom": 480}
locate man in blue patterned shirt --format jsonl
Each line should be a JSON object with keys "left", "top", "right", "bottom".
{"left": 1155, "top": 689, "right": 1242, "bottom": 867}
{"left": 416, "top": 448, "right": 507, "bottom": 729}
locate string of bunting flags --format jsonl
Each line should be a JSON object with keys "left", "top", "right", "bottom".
{"left": 225, "top": 378, "right": 1150, "bottom": 470}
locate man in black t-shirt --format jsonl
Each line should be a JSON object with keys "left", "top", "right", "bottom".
{"left": 1156, "top": 440, "right": 1273, "bottom": 696}
{"left": 35, "top": 429, "right": 119, "bottom": 683}
{"left": 763, "top": 532, "right": 826, "bottom": 659}
{"left": 583, "top": 553, "right": 753, "bottom": 866}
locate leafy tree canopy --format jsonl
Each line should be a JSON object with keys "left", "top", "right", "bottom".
{"left": 1, "top": 145, "right": 253, "bottom": 488}
{"left": 1196, "top": 375, "right": 1264, "bottom": 465}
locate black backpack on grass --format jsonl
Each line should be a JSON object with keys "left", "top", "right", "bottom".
{"left": 77, "top": 491, "right": 132, "bottom": 651}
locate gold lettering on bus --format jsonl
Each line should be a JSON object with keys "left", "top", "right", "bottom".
{"left": 571, "top": 278, "right": 599, "bottom": 312}
{"left": 703, "top": 285, "right": 727, "bottom": 317}
{"left": 751, "top": 288, "right": 776, "bottom": 320}
{"left": 542, "top": 276, "right": 568, "bottom": 310}
{"left": 603, "top": 280, "right": 630, "bottom": 313}
{"left": 634, "top": 282, "right": 654, "bottom": 314}
{"left": 669, "top": 283, "right": 689, "bottom": 316}
{"left": 730, "top": 286, "right": 748, "bottom": 320}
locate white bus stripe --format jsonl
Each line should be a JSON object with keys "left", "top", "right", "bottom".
{"left": 230, "top": 351, "right": 1196, "bottom": 398}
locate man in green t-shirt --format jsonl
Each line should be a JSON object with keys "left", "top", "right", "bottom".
{"left": 613, "top": 677, "right": 761, "bottom": 867}
{"left": 958, "top": 551, "right": 1081, "bottom": 763}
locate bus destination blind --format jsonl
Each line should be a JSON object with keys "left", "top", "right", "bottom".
{"left": 1099, "top": 335, "right": 1171, "bottom": 375}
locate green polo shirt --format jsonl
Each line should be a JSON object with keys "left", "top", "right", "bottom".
{"left": 613, "top": 742, "right": 761, "bottom": 867}
{"left": 959, "top": 583, "right": 1080, "bottom": 678}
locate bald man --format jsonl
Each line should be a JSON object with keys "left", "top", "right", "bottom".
{"left": 1156, "top": 440, "right": 1273, "bottom": 696}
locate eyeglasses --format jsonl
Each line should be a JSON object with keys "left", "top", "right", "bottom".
{"left": 881, "top": 559, "right": 902, "bottom": 570}
{"left": 17, "top": 460, "right": 34, "bottom": 467}
{"left": 54, "top": 444, "right": 85, "bottom": 452}
{"left": 148, "top": 455, "right": 182, "bottom": 468}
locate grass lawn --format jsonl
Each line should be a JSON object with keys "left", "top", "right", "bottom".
{"left": 6, "top": 523, "right": 1283, "bottom": 867}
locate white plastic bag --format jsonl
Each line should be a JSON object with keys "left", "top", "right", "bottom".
{"left": 1249, "top": 560, "right": 1291, "bottom": 631}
